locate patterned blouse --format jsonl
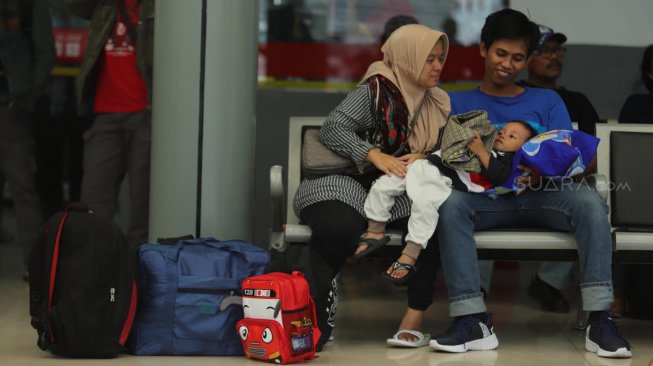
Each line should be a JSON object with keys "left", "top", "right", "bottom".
{"left": 292, "top": 82, "right": 412, "bottom": 221}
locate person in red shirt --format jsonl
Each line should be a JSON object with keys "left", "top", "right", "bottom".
{"left": 62, "top": 0, "right": 154, "bottom": 246}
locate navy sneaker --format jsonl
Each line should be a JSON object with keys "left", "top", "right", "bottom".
{"left": 585, "top": 312, "right": 632, "bottom": 358}
{"left": 429, "top": 314, "right": 499, "bottom": 353}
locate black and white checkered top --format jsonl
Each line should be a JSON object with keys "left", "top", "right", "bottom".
{"left": 292, "top": 83, "right": 412, "bottom": 221}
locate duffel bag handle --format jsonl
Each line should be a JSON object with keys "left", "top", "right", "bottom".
{"left": 156, "top": 235, "right": 194, "bottom": 245}
{"left": 198, "top": 239, "right": 270, "bottom": 271}
{"left": 164, "top": 238, "right": 269, "bottom": 272}
{"left": 179, "top": 238, "right": 253, "bottom": 256}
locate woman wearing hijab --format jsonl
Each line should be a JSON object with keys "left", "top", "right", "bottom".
{"left": 292, "top": 24, "right": 450, "bottom": 349}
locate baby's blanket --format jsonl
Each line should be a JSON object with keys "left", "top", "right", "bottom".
{"left": 499, "top": 129, "right": 600, "bottom": 193}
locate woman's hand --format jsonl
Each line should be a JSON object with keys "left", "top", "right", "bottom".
{"left": 367, "top": 148, "right": 409, "bottom": 177}
{"left": 397, "top": 153, "right": 427, "bottom": 166}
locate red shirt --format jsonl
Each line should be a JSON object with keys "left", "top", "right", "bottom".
{"left": 93, "top": 0, "right": 148, "bottom": 113}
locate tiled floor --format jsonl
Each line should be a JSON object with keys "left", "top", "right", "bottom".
{"left": 1, "top": 207, "right": 651, "bottom": 366}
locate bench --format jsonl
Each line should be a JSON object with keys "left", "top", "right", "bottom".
{"left": 595, "top": 123, "right": 653, "bottom": 263}
{"left": 269, "top": 117, "right": 653, "bottom": 327}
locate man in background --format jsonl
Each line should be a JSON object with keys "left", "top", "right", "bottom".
{"left": 61, "top": 0, "right": 154, "bottom": 246}
{"left": 519, "top": 24, "right": 599, "bottom": 135}
{"left": 519, "top": 24, "right": 600, "bottom": 313}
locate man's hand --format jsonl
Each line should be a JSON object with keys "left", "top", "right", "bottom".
{"left": 571, "top": 156, "right": 598, "bottom": 181}
{"left": 515, "top": 165, "right": 542, "bottom": 193}
{"left": 367, "top": 148, "right": 408, "bottom": 177}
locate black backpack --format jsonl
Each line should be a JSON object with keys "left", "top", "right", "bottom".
{"left": 29, "top": 203, "right": 138, "bottom": 358}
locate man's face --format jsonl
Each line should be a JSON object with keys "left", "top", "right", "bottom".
{"left": 480, "top": 39, "right": 529, "bottom": 88}
{"left": 528, "top": 39, "right": 565, "bottom": 81}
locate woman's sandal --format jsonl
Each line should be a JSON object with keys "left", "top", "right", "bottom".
{"left": 384, "top": 260, "right": 417, "bottom": 285}
{"left": 352, "top": 236, "right": 390, "bottom": 259}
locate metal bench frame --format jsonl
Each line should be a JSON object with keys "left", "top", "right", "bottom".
{"left": 269, "top": 118, "right": 653, "bottom": 328}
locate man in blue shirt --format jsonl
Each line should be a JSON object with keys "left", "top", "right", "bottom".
{"left": 428, "top": 9, "right": 631, "bottom": 358}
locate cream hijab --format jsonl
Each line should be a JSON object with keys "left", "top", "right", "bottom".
{"left": 362, "top": 24, "right": 451, "bottom": 154}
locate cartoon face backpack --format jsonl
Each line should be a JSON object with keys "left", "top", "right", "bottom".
{"left": 236, "top": 271, "right": 321, "bottom": 364}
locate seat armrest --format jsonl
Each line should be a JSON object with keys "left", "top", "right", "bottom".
{"left": 270, "top": 165, "right": 284, "bottom": 199}
{"left": 270, "top": 165, "right": 287, "bottom": 251}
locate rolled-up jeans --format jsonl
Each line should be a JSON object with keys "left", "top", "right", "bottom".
{"left": 437, "top": 181, "right": 613, "bottom": 317}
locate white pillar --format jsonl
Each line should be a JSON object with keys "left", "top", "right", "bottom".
{"left": 150, "top": 0, "right": 258, "bottom": 241}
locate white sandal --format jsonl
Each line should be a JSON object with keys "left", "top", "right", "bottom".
{"left": 386, "top": 329, "right": 430, "bottom": 348}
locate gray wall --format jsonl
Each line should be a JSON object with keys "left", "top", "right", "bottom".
{"left": 556, "top": 45, "right": 647, "bottom": 120}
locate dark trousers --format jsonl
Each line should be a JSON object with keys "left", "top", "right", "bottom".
{"left": 32, "top": 79, "right": 85, "bottom": 218}
{"left": 300, "top": 200, "right": 439, "bottom": 311}
{"left": 80, "top": 111, "right": 151, "bottom": 246}
{"left": 0, "top": 105, "right": 44, "bottom": 268}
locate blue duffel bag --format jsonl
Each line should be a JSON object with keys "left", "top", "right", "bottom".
{"left": 130, "top": 237, "right": 270, "bottom": 355}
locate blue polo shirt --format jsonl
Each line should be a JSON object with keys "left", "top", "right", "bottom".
{"left": 449, "top": 87, "right": 573, "bottom": 133}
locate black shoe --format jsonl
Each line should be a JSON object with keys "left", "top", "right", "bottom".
{"left": 316, "top": 277, "right": 338, "bottom": 352}
{"left": 429, "top": 314, "right": 499, "bottom": 353}
{"left": 527, "top": 275, "right": 570, "bottom": 313}
{"left": 585, "top": 312, "right": 632, "bottom": 358}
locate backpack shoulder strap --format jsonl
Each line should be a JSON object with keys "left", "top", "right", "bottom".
{"left": 29, "top": 203, "right": 90, "bottom": 350}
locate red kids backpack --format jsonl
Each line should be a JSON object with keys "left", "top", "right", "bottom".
{"left": 236, "top": 271, "right": 321, "bottom": 364}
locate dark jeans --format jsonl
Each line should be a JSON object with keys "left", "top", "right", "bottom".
{"left": 300, "top": 200, "right": 439, "bottom": 311}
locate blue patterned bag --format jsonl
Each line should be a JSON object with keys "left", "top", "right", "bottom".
{"left": 500, "top": 129, "right": 600, "bottom": 192}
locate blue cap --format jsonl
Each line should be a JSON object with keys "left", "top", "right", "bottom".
{"left": 537, "top": 24, "right": 567, "bottom": 48}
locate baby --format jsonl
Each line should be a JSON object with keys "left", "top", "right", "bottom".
{"left": 355, "top": 120, "right": 538, "bottom": 283}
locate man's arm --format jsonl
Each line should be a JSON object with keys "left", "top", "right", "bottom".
{"left": 548, "top": 94, "right": 573, "bottom": 130}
